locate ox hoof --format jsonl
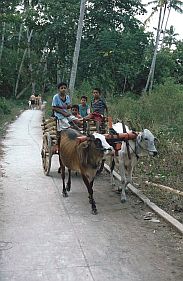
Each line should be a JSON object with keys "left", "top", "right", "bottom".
{"left": 62, "top": 192, "right": 68, "bottom": 198}
{"left": 115, "top": 187, "right": 122, "bottom": 194}
{"left": 66, "top": 185, "right": 71, "bottom": 192}
{"left": 58, "top": 167, "right": 61, "bottom": 173}
{"left": 115, "top": 189, "right": 121, "bottom": 194}
{"left": 92, "top": 209, "right": 98, "bottom": 215}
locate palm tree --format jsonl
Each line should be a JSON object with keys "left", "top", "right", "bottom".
{"left": 144, "top": 0, "right": 167, "bottom": 93}
{"left": 0, "top": 22, "right": 6, "bottom": 63}
{"left": 144, "top": 0, "right": 183, "bottom": 92}
{"left": 161, "top": 0, "right": 183, "bottom": 48}
{"left": 163, "top": 25, "right": 179, "bottom": 48}
{"left": 69, "top": 0, "right": 87, "bottom": 99}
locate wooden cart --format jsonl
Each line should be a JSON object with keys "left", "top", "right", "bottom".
{"left": 41, "top": 117, "right": 58, "bottom": 175}
{"left": 41, "top": 116, "right": 137, "bottom": 176}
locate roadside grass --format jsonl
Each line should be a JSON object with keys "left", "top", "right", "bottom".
{"left": 0, "top": 97, "right": 26, "bottom": 136}
{"left": 139, "top": 183, "right": 183, "bottom": 224}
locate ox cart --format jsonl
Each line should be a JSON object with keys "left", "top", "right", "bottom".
{"left": 41, "top": 116, "right": 137, "bottom": 176}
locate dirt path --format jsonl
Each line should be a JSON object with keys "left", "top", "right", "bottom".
{"left": 0, "top": 110, "right": 182, "bottom": 281}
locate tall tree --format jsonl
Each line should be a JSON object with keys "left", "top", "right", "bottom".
{"left": 144, "top": 0, "right": 168, "bottom": 93}
{"left": 161, "top": 0, "right": 183, "bottom": 48}
{"left": 69, "top": 0, "right": 87, "bottom": 98}
{"left": 163, "top": 25, "right": 179, "bottom": 48}
{"left": 0, "top": 22, "right": 6, "bottom": 63}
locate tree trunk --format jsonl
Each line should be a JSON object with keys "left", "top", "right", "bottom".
{"left": 15, "top": 24, "right": 23, "bottom": 71}
{"left": 42, "top": 60, "right": 48, "bottom": 95}
{"left": 14, "top": 29, "right": 33, "bottom": 97}
{"left": 69, "top": 0, "right": 87, "bottom": 99}
{"left": 14, "top": 49, "right": 27, "bottom": 97}
{"left": 160, "top": 7, "right": 171, "bottom": 48}
{"left": 27, "top": 29, "right": 35, "bottom": 93}
{"left": 36, "top": 41, "right": 49, "bottom": 82}
{"left": 149, "top": 6, "right": 163, "bottom": 92}
{"left": 160, "top": 3, "right": 167, "bottom": 34}
{"left": 16, "top": 83, "right": 31, "bottom": 99}
{"left": 0, "top": 22, "right": 6, "bottom": 63}
{"left": 144, "top": 6, "right": 163, "bottom": 93}
{"left": 57, "top": 65, "right": 62, "bottom": 84}
{"left": 122, "top": 76, "right": 127, "bottom": 94}
{"left": 55, "top": 42, "right": 62, "bottom": 84}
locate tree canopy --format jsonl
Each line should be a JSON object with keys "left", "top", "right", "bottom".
{"left": 0, "top": 0, "right": 182, "bottom": 99}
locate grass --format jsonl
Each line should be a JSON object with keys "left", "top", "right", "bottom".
{"left": 0, "top": 97, "right": 27, "bottom": 136}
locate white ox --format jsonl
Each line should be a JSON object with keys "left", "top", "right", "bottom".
{"left": 110, "top": 122, "right": 158, "bottom": 202}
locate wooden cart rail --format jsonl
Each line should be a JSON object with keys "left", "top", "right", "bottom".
{"left": 78, "top": 117, "right": 108, "bottom": 134}
{"left": 76, "top": 132, "right": 137, "bottom": 144}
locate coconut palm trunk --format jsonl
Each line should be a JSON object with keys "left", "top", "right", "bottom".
{"left": 0, "top": 22, "right": 6, "bottom": 63}
{"left": 14, "top": 29, "right": 33, "bottom": 97}
{"left": 160, "top": 6, "right": 171, "bottom": 48}
{"left": 161, "top": 0, "right": 183, "bottom": 48}
{"left": 69, "top": 0, "right": 87, "bottom": 99}
{"left": 144, "top": 6, "right": 163, "bottom": 93}
{"left": 15, "top": 24, "right": 23, "bottom": 71}
{"left": 27, "top": 28, "right": 35, "bottom": 94}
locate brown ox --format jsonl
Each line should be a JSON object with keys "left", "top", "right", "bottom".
{"left": 59, "top": 128, "right": 113, "bottom": 214}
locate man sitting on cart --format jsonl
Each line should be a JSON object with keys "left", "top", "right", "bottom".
{"left": 52, "top": 82, "right": 80, "bottom": 132}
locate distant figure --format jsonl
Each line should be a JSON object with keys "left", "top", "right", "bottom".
{"left": 38, "top": 94, "right": 42, "bottom": 109}
{"left": 29, "top": 93, "right": 36, "bottom": 110}
{"left": 34, "top": 94, "right": 41, "bottom": 110}
{"left": 35, "top": 94, "right": 42, "bottom": 110}
{"left": 78, "top": 95, "right": 90, "bottom": 117}
{"left": 28, "top": 100, "right": 31, "bottom": 109}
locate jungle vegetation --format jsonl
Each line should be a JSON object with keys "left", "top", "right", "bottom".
{"left": 0, "top": 0, "right": 183, "bottom": 100}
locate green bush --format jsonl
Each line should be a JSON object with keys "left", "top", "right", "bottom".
{"left": 109, "top": 80, "right": 183, "bottom": 137}
{"left": 0, "top": 97, "right": 11, "bottom": 115}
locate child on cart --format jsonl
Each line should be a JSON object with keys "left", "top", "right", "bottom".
{"left": 71, "top": 104, "right": 82, "bottom": 119}
{"left": 84, "top": 88, "right": 108, "bottom": 123}
{"left": 52, "top": 82, "right": 80, "bottom": 132}
{"left": 78, "top": 96, "right": 90, "bottom": 118}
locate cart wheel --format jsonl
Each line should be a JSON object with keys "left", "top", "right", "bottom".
{"left": 41, "top": 132, "right": 52, "bottom": 175}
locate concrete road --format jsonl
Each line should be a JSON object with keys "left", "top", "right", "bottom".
{"left": 0, "top": 110, "right": 182, "bottom": 281}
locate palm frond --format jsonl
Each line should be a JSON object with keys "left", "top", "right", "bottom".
{"left": 144, "top": 7, "right": 158, "bottom": 25}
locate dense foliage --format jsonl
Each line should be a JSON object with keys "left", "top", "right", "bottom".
{"left": 0, "top": 0, "right": 182, "bottom": 99}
